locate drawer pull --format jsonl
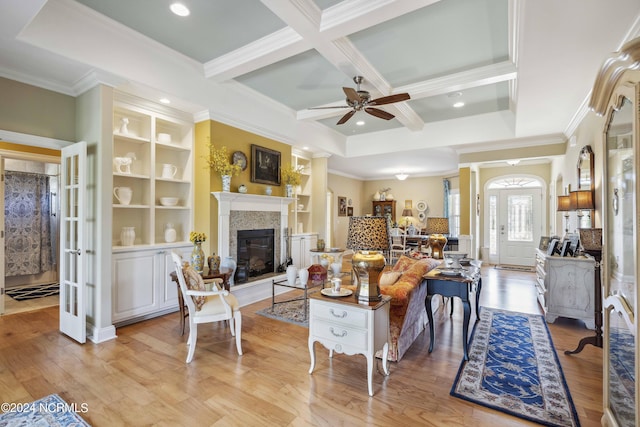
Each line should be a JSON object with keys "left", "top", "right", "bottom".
{"left": 329, "top": 308, "right": 347, "bottom": 318}
{"left": 329, "top": 327, "right": 347, "bottom": 338}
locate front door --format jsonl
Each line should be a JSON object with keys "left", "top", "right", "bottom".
{"left": 497, "top": 188, "right": 542, "bottom": 267}
{"left": 59, "top": 142, "right": 86, "bottom": 343}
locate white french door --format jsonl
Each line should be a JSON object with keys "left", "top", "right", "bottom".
{"left": 59, "top": 142, "right": 86, "bottom": 343}
{"left": 0, "top": 157, "right": 4, "bottom": 315}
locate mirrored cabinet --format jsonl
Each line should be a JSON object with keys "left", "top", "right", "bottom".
{"left": 590, "top": 37, "right": 640, "bottom": 427}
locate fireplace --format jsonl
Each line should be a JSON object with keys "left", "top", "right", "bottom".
{"left": 236, "top": 229, "right": 275, "bottom": 283}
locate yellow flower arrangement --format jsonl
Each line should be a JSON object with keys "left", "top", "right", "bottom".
{"left": 281, "top": 164, "right": 302, "bottom": 186}
{"left": 204, "top": 141, "right": 242, "bottom": 177}
{"left": 189, "top": 231, "right": 207, "bottom": 243}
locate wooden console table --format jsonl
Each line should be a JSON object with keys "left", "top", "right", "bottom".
{"left": 424, "top": 268, "right": 482, "bottom": 361}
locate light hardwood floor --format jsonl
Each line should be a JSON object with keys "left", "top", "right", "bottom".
{"left": 0, "top": 267, "right": 602, "bottom": 426}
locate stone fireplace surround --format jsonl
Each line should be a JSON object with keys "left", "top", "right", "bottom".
{"left": 212, "top": 192, "right": 294, "bottom": 307}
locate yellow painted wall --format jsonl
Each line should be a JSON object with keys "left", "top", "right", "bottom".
{"left": 459, "top": 167, "right": 471, "bottom": 235}
{"left": 194, "top": 120, "right": 292, "bottom": 255}
{"left": 327, "top": 173, "right": 365, "bottom": 248}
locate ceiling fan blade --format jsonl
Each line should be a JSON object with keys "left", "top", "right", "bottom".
{"left": 365, "top": 107, "right": 395, "bottom": 120}
{"left": 369, "top": 93, "right": 410, "bottom": 106}
{"left": 343, "top": 87, "right": 361, "bottom": 103}
{"left": 337, "top": 110, "right": 356, "bottom": 125}
{"left": 307, "top": 105, "right": 351, "bottom": 110}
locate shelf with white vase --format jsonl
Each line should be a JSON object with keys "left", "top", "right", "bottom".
{"left": 291, "top": 152, "right": 312, "bottom": 235}
{"left": 112, "top": 94, "right": 193, "bottom": 250}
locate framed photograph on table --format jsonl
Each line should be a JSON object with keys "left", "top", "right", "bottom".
{"left": 538, "top": 236, "right": 550, "bottom": 251}
{"left": 251, "top": 144, "right": 281, "bottom": 185}
{"left": 338, "top": 196, "right": 347, "bottom": 216}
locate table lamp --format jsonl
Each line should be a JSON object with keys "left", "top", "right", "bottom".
{"left": 425, "top": 217, "right": 449, "bottom": 259}
{"left": 346, "top": 216, "right": 391, "bottom": 303}
{"left": 569, "top": 190, "right": 595, "bottom": 227}
{"left": 401, "top": 208, "right": 413, "bottom": 227}
{"left": 557, "top": 195, "right": 571, "bottom": 236}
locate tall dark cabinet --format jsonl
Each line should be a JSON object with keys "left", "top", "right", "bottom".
{"left": 372, "top": 200, "right": 396, "bottom": 223}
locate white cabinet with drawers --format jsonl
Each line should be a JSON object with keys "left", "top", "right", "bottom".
{"left": 308, "top": 293, "right": 390, "bottom": 396}
{"left": 535, "top": 249, "right": 595, "bottom": 329}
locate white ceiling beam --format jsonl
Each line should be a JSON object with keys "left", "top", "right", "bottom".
{"left": 203, "top": 28, "right": 310, "bottom": 82}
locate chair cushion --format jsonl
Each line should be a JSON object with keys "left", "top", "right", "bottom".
{"left": 182, "top": 264, "right": 207, "bottom": 311}
{"left": 196, "top": 293, "right": 240, "bottom": 317}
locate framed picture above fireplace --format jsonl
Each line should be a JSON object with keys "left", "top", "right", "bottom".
{"left": 251, "top": 144, "right": 281, "bottom": 185}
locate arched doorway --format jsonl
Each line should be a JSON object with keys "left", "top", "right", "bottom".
{"left": 485, "top": 175, "right": 546, "bottom": 267}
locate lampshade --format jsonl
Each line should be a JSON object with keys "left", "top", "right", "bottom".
{"left": 569, "top": 190, "right": 594, "bottom": 211}
{"left": 346, "top": 216, "right": 391, "bottom": 251}
{"left": 346, "top": 216, "right": 390, "bottom": 303}
{"left": 425, "top": 217, "right": 449, "bottom": 235}
{"left": 557, "top": 195, "right": 571, "bottom": 212}
{"left": 401, "top": 208, "right": 413, "bottom": 217}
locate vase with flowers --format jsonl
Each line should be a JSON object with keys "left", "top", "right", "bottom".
{"left": 189, "top": 231, "right": 207, "bottom": 273}
{"left": 204, "top": 141, "right": 242, "bottom": 192}
{"left": 281, "top": 164, "right": 302, "bottom": 198}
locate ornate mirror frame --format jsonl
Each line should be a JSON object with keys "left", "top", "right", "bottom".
{"left": 589, "top": 36, "right": 640, "bottom": 427}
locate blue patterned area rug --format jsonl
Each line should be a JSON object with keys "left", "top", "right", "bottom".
{"left": 0, "top": 394, "right": 90, "bottom": 426}
{"left": 450, "top": 308, "right": 581, "bottom": 427}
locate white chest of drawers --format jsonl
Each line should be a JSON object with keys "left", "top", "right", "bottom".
{"left": 535, "top": 249, "right": 596, "bottom": 329}
{"left": 308, "top": 293, "right": 391, "bottom": 396}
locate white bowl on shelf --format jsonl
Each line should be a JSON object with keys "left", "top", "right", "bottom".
{"left": 159, "top": 197, "right": 179, "bottom": 206}
{"left": 157, "top": 133, "right": 171, "bottom": 144}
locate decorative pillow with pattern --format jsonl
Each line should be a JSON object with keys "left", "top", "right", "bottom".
{"left": 391, "top": 255, "right": 418, "bottom": 273}
{"left": 182, "top": 264, "right": 207, "bottom": 311}
{"left": 379, "top": 271, "right": 402, "bottom": 286}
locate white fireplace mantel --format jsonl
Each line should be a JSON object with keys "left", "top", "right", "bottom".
{"left": 212, "top": 192, "right": 295, "bottom": 260}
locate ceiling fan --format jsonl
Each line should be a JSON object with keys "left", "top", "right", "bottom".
{"left": 309, "top": 76, "right": 410, "bottom": 125}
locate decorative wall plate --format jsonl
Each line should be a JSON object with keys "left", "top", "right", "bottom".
{"left": 232, "top": 151, "right": 247, "bottom": 170}
{"left": 416, "top": 200, "right": 428, "bottom": 212}
{"left": 418, "top": 212, "right": 426, "bottom": 221}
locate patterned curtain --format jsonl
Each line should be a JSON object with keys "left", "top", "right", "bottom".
{"left": 4, "top": 172, "right": 53, "bottom": 276}
{"left": 443, "top": 178, "right": 450, "bottom": 217}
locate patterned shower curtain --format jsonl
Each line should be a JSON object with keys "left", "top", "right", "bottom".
{"left": 4, "top": 171, "right": 53, "bottom": 277}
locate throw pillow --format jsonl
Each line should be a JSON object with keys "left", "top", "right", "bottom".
{"left": 182, "top": 264, "right": 207, "bottom": 311}
{"left": 392, "top": 255, "right": 418, "bottom": 273}
{"left": 379, "top": 271, "right": 402, "bottom": 286}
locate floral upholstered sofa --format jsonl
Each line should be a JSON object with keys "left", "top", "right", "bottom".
{"left": 345, "top": 254, "right": 440, "bottom": 362}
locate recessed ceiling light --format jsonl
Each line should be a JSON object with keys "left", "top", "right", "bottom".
{"left": 159, "top": 98, "right": 171, "bottom": 104}
{"left": 453, "top": 101, "right": 465, "bottom": 108}
{"left": 356, "top": 120, "right": 365, "bottom": 126}
{"left": 170, "top": 3, "right": 190, "bottom": 17}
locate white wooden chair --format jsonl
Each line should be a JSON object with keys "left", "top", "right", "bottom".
{"left": 390, "top": 227, "right": 410, "bottom": 263}
{"left": 171, "top": 252, "right": 243, "bottom": 362}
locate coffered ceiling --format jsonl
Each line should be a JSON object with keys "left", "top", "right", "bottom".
{"left": 1, "top": 0, "right": 639, "bottom": 179}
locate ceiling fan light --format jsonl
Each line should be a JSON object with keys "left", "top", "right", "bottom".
{"left": 356, "top": 120, "right": 365, "bottom": 126}
{"left": 396, "top": 173, "right": 409, "bottom": 181}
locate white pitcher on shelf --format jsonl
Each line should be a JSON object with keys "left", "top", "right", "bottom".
{"left": 113, "top": 187, "right": 132, "bottom": 205}
{"left": 161, "top": 163, "right": 178, "bottom": 179}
